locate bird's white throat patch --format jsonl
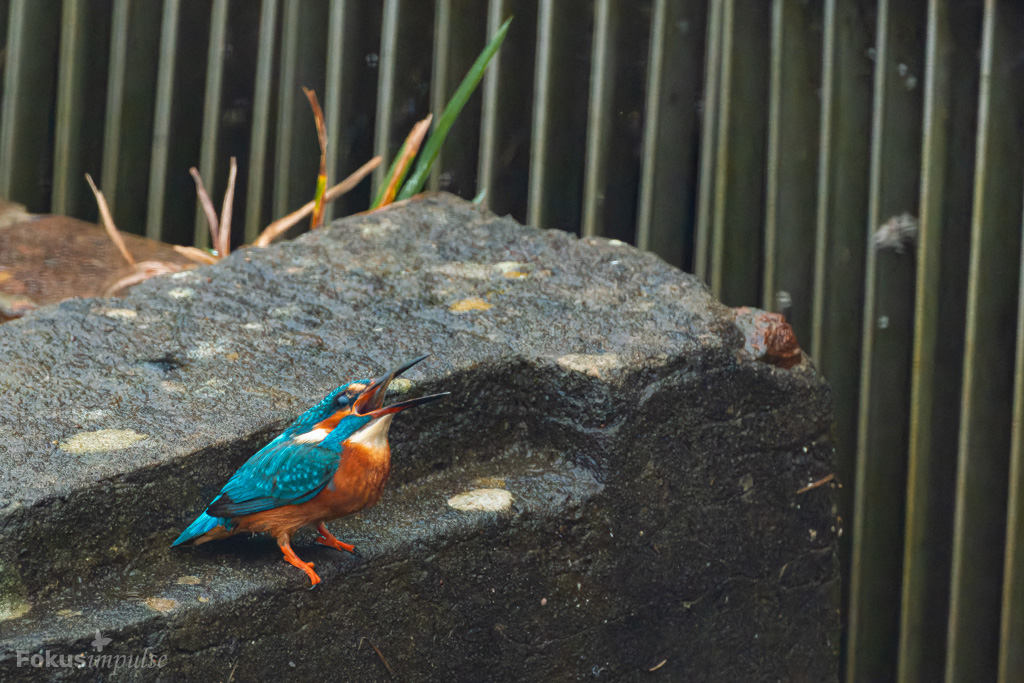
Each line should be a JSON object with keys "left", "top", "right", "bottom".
{"left": 293, "top": 427, "right": 330, "bottom": 444}
{"left": 348, "top": 414, "right": 395, "bottom": 449}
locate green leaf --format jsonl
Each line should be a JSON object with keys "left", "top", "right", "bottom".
{"left": 395, "top": 16, "right": 512, "bottom": 201}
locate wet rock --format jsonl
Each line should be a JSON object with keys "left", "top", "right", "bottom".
{"left": 0, "top": 194, "right": 837, "bottom": 681}
{"left": 0, "top": 214, "right": 196, "bottom": 319}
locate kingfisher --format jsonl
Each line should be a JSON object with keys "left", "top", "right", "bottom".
{"left": 172, "top": 356, "right": 446, "bottom": 585}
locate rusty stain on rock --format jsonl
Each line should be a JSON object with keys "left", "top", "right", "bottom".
{"left": 733, "top": 307, "right": 802, "bottom": 369}
{"left": 145, "top": 598, "right": 178, "bottom": 612}
{"left": 450, "top": 297, "right": 492, "bottom": 313}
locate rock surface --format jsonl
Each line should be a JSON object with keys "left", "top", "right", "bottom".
{"left": 0, "top": 214, "right": 196, "bottom": 319}
{"left": 0, "top": 194, "right": 837, "bottom": 681}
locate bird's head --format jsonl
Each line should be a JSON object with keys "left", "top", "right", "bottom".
{"left": 287, "top": 379, "right": 371, "bottom": 443}
{"left": 291, "top": 356, "right": 446, "bottom": 447}
{"left": 320, "top": 355, "right": 448, "bottom": 451}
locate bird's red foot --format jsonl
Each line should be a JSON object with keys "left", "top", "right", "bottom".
{"left": 316, "top": 522, "right": 358, "bottom": 555}
{"left": 279, "top": 541, "right": 321, "bottom": 586}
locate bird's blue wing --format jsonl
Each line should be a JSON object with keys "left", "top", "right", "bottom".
{"left": 205, "top": 438, "right": 341, "bottom": 518}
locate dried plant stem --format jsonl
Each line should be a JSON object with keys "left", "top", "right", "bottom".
{"left": 797, "top": 473, "right": 836, "bottom": 494}
{"left": 323, "top": 157, "right": 381, "bottom": 203}
{"left": 374, "top": 114, "right": 432, "bottom": 209}
{"left": 105, "top": 261, "right": 185, "bottom": 296}
{"left": 172, "top": 245, "right": 219, "bottom": 265}
{"left": 190, "top": 157, "right": 238, "bottom": 258}
{"left": 254, "top": 156, "right": 382, "bottom": 248}
{"left": 86, "top": 172, "right": 191, "bottom": 296}
{"left": 189, "top": 167, "right": 221, "bottom": 249}
{"left": 84, "top": 173, "right": 135, "bottom": 266}
{"left": 219, "top": 157, "right": 237, "bottom": 257}
{"left": 370, "top": 642, "right": 394, "bottom": 677}
{"left": 303, "top": 87, "right": 329, "bottom": 230}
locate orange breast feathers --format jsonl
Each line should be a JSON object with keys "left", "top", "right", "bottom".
{"left": 233, "top": 425, "right": 394, "bottom": 539}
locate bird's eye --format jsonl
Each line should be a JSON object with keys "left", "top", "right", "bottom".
{"left": 336, "top": 394, "right": 351, "bottom": 408}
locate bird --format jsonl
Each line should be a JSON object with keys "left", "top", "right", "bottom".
{"left": 172, "top": 355, "right": 447, "bottom": 585}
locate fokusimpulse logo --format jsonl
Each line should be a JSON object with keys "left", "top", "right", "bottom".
{"left": 15, "top": 629, "right": 167, "bottom": 673}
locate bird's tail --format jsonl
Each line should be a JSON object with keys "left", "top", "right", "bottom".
{"left": 171, "top": 511, "right": 234, "bottom": 547}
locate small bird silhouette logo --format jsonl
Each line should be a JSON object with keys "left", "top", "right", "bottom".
{"left": 90, "top": 630, "right": 112, "bottom": 652}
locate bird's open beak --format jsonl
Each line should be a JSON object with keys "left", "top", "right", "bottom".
{"left": 353, "top": 355, "right": 448, "bottom": 418}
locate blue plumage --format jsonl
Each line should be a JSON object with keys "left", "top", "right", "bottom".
{"left": 171, "top": 381, "right": 369, "bottom": 546}
{"left": 172, "top": 511, "right": 231, "bottom": 547}
{"left": 171, "top": 355, "right": 448, "bottom": 586}
{"left": 205, "top": 416, "right": 370, "bottom": 518}
{"left": 274, "top": 380, "right": 369, "bottom": 436}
